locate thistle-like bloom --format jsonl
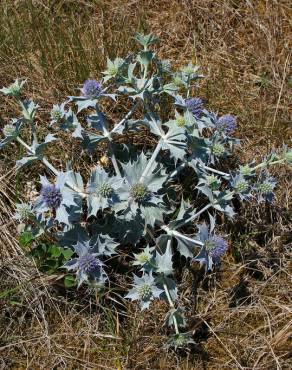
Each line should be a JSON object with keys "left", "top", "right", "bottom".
{"left": 50, "top": 103, "right": 66, "bottom": 124}
{"left": 116, "top": 153, "right": 167, "bottom": 226}
{"left": 204, "top": 236, "right": 228, "bottom": 260}
{"left": 34, "top": 173, "right": 77, "bottom": 225}
{"left": 239, "top": 164, "right": 255, "bottom": 177}
{"left": 185, "top": 97, "right": 204, "bottom": 118}
{"left": 41, "top": 184, "right": 63, "bottom": 209}
{"left": 81, "top": 79, "right": 102, "bottom": 98}
{"left": 175, "top": 114, "right": 186, "bottom": 127}
{"left": 133, "top": 245, "right": 155, "bottom": 269}
{"left": 256, "top": 173, "right": 277, "bottom": 203}
{"left": 3, "top": 124, "right": 16, "bottom": 137}
{"left": 63, "top": 239, "right": 107, "bottom": 287}
{"left": 193, "top": 223, "right": 228, "bottom": 270}
{"left": 166, "top": 333, "right": 195, "bottom": 349}
{"left": 212, "top": 143, "right": 225, "bottom": 156}
{"left": 14, "top": 202, "right": 34, "bottom": 221}
{"left": 125, "top": 272, "right": 163, "bottom": 310}
{"left": 86, "top": 166, "right": 123, "bottom": 215}
{"left": 230, "top": 174, "right": 252, "bottom": 201}
{"left": 130, "top": 183, "right": 151, "bottom": 202}
{"left": 215, "top": 114, "right": 236, "bottom": 135}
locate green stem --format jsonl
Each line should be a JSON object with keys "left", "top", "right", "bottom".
{"left": 161, "top": 225, "right": 203, "bottom": 247}
{"left": 168, "top": 161, "right": 230, "bottom": 181}
{"left": 108, "top": 142, "right": 121, "bottom": 177}
{"left": 111, "top": 101, "right": 140, "bottom": 134}
{"left": 18, "top": 99, "right": 38, "bottom": 143}
{"left": 202, "top": 165, "right": 230, "bottom": 178}
{"left": 163, "top": 280, "right": 179, "bottom": 335}
{"left": 140, "top": 141, "right": 162, "bottom": 183}
{"left": 253, "top": 158, "right": 285, "bottom": 171}
{"left": 176, "top": 203, "right": 212, "bottom": 229}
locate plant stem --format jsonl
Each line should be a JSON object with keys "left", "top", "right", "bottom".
{"left": 202, "top": 165, "right": 230, "bottom": 178}
{"left": 161, "top": 225, "right": 203, "bottom": 247}
{"left": 176, "top": 203, "right": 212, "bottom": 228}
{"left": 168, "top": 162, "right": 188, "bottom": 179}
{"left": 253, "top": 158, "right": 285, "bottom": 170}
{"left": 18, "top": 99, "right": 38, "bottom": 143}
{"left": 140, "top": 141, "right": 162, "bottom": 182}
{"left": 16, "top": 137, "right": 87, "bottom": 197}
{"left": 108, "top": 142, "right": 121, "bottom": 177}
{"left": 111, "top": 101, "right": 140, "bottom": 134}
{"left": 163, "top": 280, "right": 179, "bottom": 334}
{"left": 168, "top": 161, "right": 230, "bottom": 181}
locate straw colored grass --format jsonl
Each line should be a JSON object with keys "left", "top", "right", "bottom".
{"left": 0, "top": 0, "right": 291, "bottom": 369}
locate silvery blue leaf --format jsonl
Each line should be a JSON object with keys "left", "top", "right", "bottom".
{"left": 155, "top": 243, "right": 173, "bottom": 276}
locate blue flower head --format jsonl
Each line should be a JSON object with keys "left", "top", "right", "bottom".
{"left": 63, "top": 239, "right": 107, "bottom": 287}
{"left": 185, "top": 97, "right": 204, "bottom": 118}
{"left": 41, "top": 184, "right": 62, "bottom": 209}
{"left": 215, "top": 114, "right": 237, "bottom": 135}
{"left": 34, "top": 173, "right": 77, "bottom": 225}
{"left": 204, "top": 236, "right": 228, "bottom": 260}
{"left": 81, "top": 79, "right": 102, "bottom": 98}
{"left": 193, "top": 223, "right": 228, "bottom": 270}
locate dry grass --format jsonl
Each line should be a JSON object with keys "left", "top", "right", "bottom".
{"left": 0, "top": 0, "right": 291, "bottom": 369}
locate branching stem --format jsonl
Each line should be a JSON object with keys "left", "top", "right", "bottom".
{"left": 161, "top": 226, "right": 203, "bottom": 247}
{"left": 163, "top": 269, "right": 180, "bottom": 334}
{"left": 176, "top": 203, "right": 212, "bottom": 228}
{"left": 108, "top": 142, "right": 121, "bottom": 177}
{"left": 16, "top": 137, "right": 86, "bottom": 197}
{"left": 111, "top": 101, "right": 140, "bottom": 134}
{"left": 140, "top": 141, "right": 162, "bottom": 182}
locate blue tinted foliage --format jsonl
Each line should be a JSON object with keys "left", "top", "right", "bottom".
{"left": 1, "top": 33, "right": 290, "bottom": 348}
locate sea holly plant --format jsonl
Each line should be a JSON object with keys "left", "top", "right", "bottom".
{"left": 1, "top": 33, "right": 291, "bottom": 348}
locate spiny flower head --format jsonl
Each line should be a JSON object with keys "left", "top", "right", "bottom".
{"left": 133, "top": 245, "right": 154, "bottom": 268}
{"left": 240, "top": 164, "right": 254, "bottom": 177}
{"left": 256, "top": 181, "right": 275, "bottom": 194}
{"left": 137, "top": 284, "right": 153, "bottom": 300}
{"left": 51, "top": 105, "right": 65, "bottom": 122}
{"left": 176, "top": 115, "right": 185, "bottom": 127}
{"left": 212, "top": 143, "right": 225, "bottom": 156}
{"left": 137, "top": 252, "right": 150, "bottom": 264}
{"left": 3, "top": 124, "right": 16, "bottom": 137}
{"left": 78, "top": 253, "right": 98, "bottom": 274}
{"left": 206, "top": 175, "right": 219, "bottom": 185}
{"left": 216, "top": 114, "right": 237, "bottom": 135}
{"left": 98, "top": 183, "right": 113, "bottom": 198}
{"left": 15, "top": 203, "right": 34, "bottom": 221}
{"left": 167, "top": 333, "right": 195, "bottom": 349}
{"left": 233, "top": 177, "right": 249, "bottom": 194}
{"left": 82, "top": 79, "right": 102, "bottom": 98}
{"left": 41, "top": 184, "right": 62, "bottom": 209}
{"left": 185, "top": 97, "right": 203, "bottom": 118}
{"left": 205, "top": 236, "right": 228, "bottom": 259}
{"left": 130, "top": 183, "right": 149, "bottom": 202}
{"left": 125, "top": 272, "right": 163, "bottom": 310}
{"left": 173, "top": 76, "right": 184, "bottom": 87}
{"left": 256, "top": 174, "right": 277, "bottom": 203}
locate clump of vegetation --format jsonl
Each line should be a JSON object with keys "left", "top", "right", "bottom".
{"left": 1, "top": 33, "right": 290, "bottom": 349}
